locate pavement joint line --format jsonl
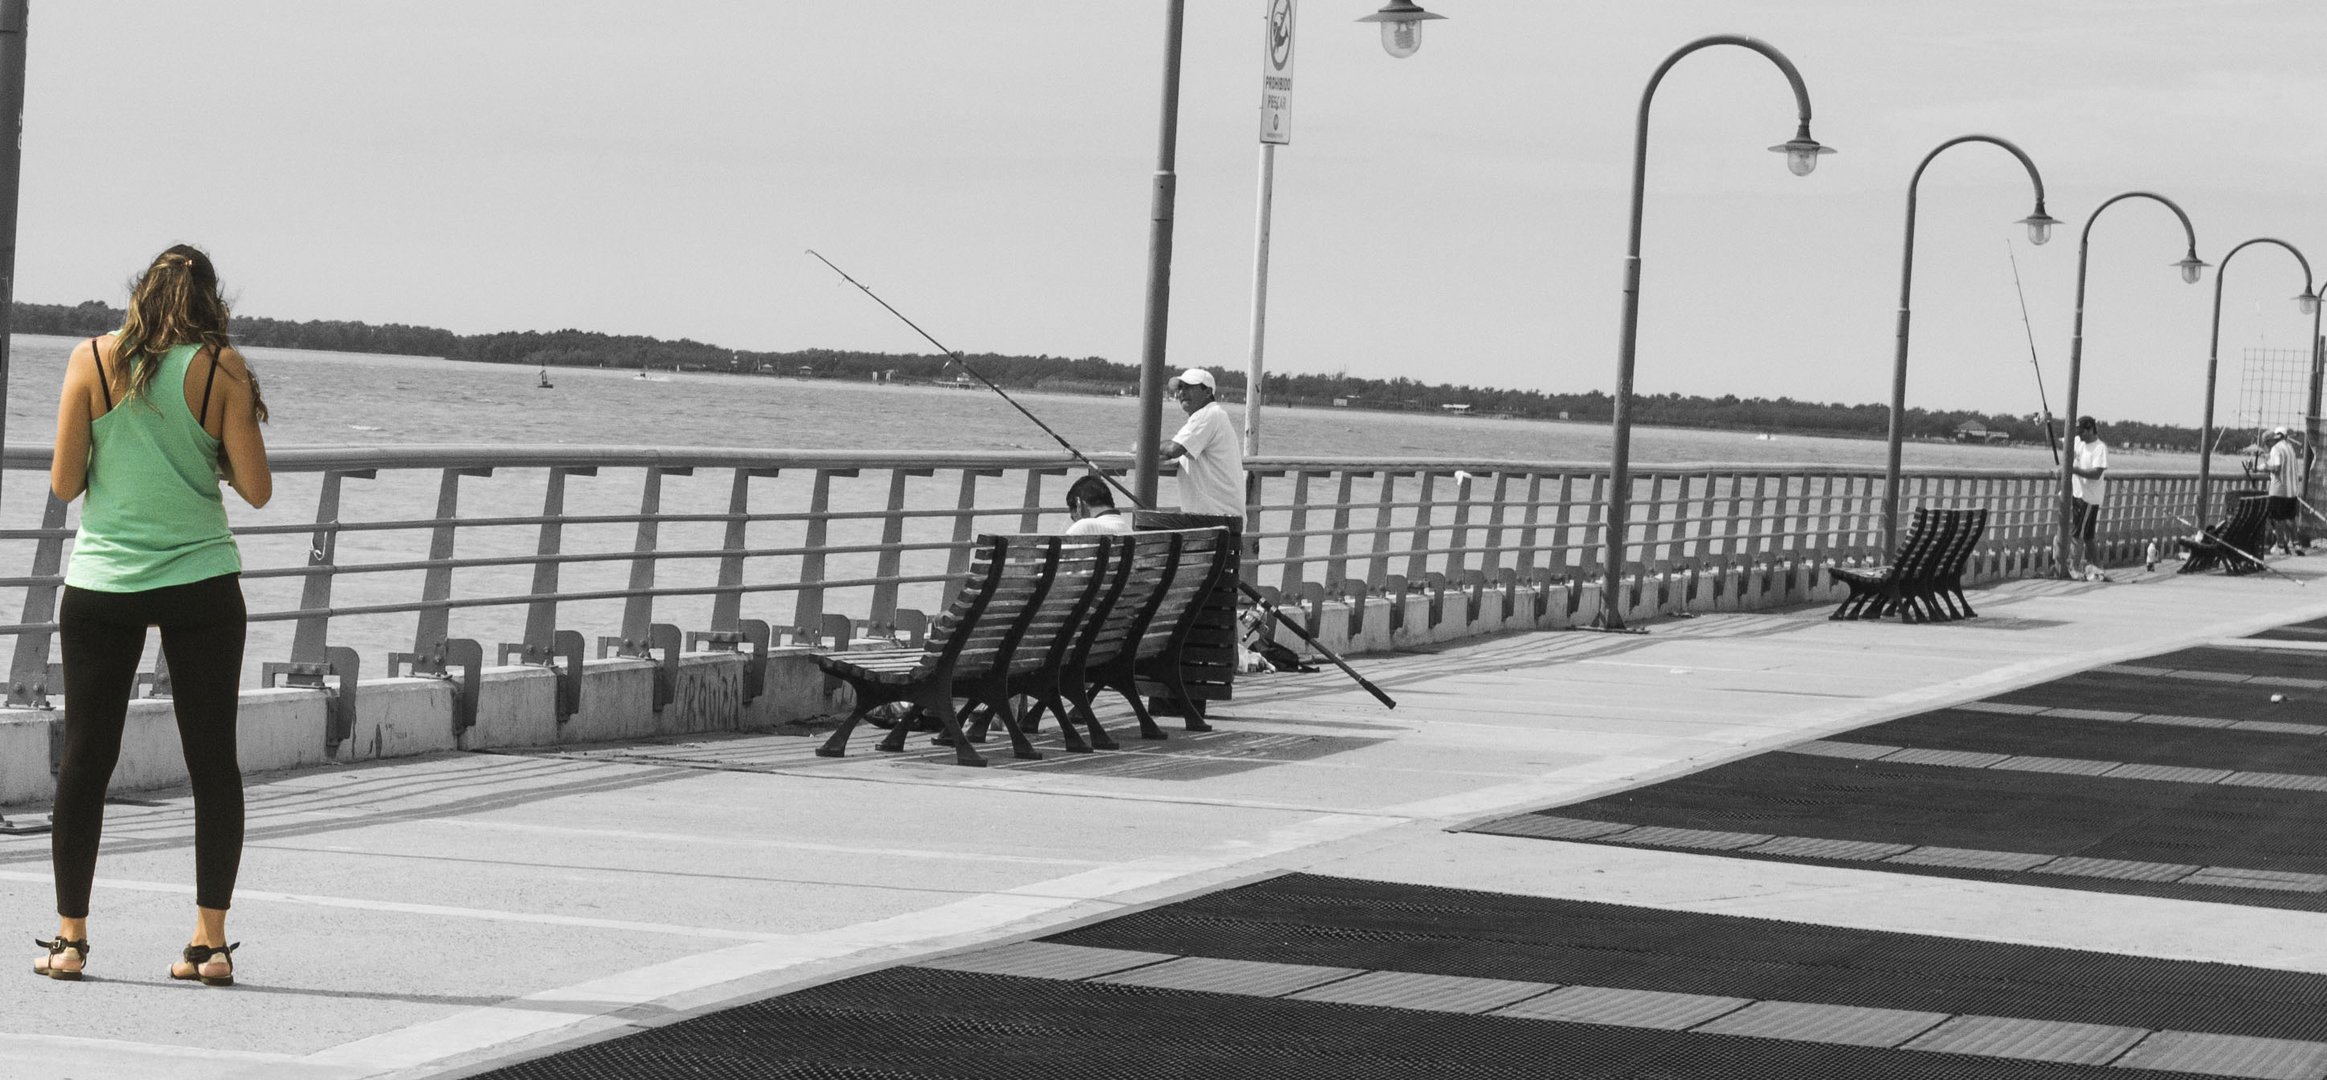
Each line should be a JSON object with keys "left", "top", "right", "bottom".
{"left": 292, "top": 812, "right": 1402, "bottom": 1073}
{"left": 265, "top": 813, "right": 1117, "bottom": 869}
{"left": 916, "top": 942, "right": 2327, "bottom": 1072}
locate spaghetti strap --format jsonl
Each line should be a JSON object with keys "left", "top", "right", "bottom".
{"left": 198, "top": 348, "right": 221, "bottom": 423}
{"left": 89, "top": 337, "right": 112, "bottom": 412}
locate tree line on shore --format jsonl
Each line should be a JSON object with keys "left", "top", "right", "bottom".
{"left": 11, "top": 299, "right": 2208, "bottom": 450}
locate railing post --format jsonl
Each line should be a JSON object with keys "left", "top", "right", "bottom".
{"left": 947, "top": 468, "right": 1001, "bottom": 584}
{"left": 1366, "top": 471, "right": 1400, "bottom": 588}
{"left": 1278, "top": 469, "right": 1316, "bottom": 597}
{"left": 7, "top": 493, "right": 69, "bottom": 706}
{"left": 711, "top": 467, "right": 781, "bottom": 631}
{"left": 1403, "top": 471, "right": 1439, "bottom": 585}
{"left": 411, "top": 466, "right": 492, "bottom": 653}
{"left": 287, "top": 469, "right": 375, "bottom": 666}
{"left": 870, "top": 467, "right": 932, "bottom": 624}
{"left": 617, "top": 465, "right": 690, "bottom": 647}
{"left": 521, "top": 465, "right": 595, "bottom": 655}
{"left": 794, "top": 468, "right": 853, "bottom": 644}
{"left": 1327, "top": 469, "right": 1360, "bottom": 587}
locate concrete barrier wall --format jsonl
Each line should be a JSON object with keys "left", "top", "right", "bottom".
{"left": 0, "top": 561, "right": 1895, "bottom": 807}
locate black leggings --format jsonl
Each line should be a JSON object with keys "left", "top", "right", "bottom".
{"left": 52, "top": 574, "right": 247, "bottom": 917}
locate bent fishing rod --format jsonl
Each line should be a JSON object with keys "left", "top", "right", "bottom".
{"left": 2004, "top": 239, "right": 2059, "bottom": 466}
{"left": 807, "top": 250, "right": 1398, "bottom": 710}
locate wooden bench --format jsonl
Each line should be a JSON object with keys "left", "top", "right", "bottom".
{"left": 2179, "top": 494, "right": 2271, "bottom": 576}
{"left": 1827, "top": 507, "right": 1987, "bottom": 622}
{"left": 813, "top": 533, "right": 1111, "bottom": 767}
{"left": 1075, "top": 525, "right": 1235, "bottom": 740}
{"left": 999, "top": 527, "right": 1220, "bottom": 749}
{"left": 1925, "top": 507, "right": 1989, "bottom": 620}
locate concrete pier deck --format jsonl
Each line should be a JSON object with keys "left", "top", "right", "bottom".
{"left": 6, "top": 561, "right": 2327, "bottom": 1079}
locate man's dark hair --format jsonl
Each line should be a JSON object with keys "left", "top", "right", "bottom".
{"left": 1066, "top": 475, "right": 1115, "bottom": 511}
{"left": 2077, "top": 416, "right": 2097, "bottom": 431}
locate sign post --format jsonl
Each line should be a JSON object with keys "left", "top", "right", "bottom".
{"left": 1245, "top": 0, "right": 1294, "bottom": 456}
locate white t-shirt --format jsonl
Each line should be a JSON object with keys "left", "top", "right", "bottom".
{"left": 1170, "top": 401, "right": 1247, "bottom": 519}
{"left": 1065, "top": 512, "right": 1134, "bottom": 535}
{"left": 2072, "top": 435, "right": 2108, "bottom": 505}
{"left": 2266, "top": 440, "right": 2298, "bottom": 497}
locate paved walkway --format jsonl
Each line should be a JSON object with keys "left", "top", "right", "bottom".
{"left": 5, "top": 562, "right": 2327, "bottom": 1079}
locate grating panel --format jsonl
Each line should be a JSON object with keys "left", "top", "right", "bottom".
{"left": 1785, "top": 740, "right": 1900, "bottom": 760}
{"left": 1492, "top": 985, "right": 1751, "bottom": 1030}
{"left": 2101, "top": 763, "right": 2234, "bottom": 784}
{"left": 2043, "top": 708, "right": 2143, "bottom": 722}
{"left": 2183, "top": 868, "right": 2327, "bottom": 893}
{"left": 1286, "top": 970, "right": 1556, "bottom": 1013}
{"left": 2142, "top": 713, "right": 2239, "bottom": 728}
{"left": 1955, "top": 701, "right": 2049, "bottom": 715}
{"left": 914, "top": 941, "right": 1176, "bottom": 980}
{"left": 2229, "top": 721, "right": 2327, "bottom": 736}
{"left": 2033, "top": 857, "right": 2198, "bottom": 883}
{"left": 1742, "top": 836, "right": 1915, "bottom": 860}
{"left": 1989, "top": 756, "right": 2120, "bottom": 776}
{"left": 1883, "top": 748, "right": 2013, "bottom": 768}
{"left": 1615, "top": 825, "right": 1776, "bottom": 851}
{"left": 2112, "top": 1030, "right": 2327, "bottom": 1080}
{"left": 1900, "top": 1015, "right": 2148, "bottom": 1064}
{"left": 1088, "top": 955, "right": 1361, "bottom": 997}
{"left": 1467, "top": 815, "right": 1637, "bottom": 841}
{"left": 2096, "top": 665, "right": 2176, "bottom": 676}
{"left": 1692, "top": 1000, "right": 1950, "bottom": 1047}
{"left": 1886, "top": 846, "right": 2056, "bottom": 871}
{"left": 2224, "top": 772, "right": 2327, "bottom": 791}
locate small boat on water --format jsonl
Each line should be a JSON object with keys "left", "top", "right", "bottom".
{"left": 537, "top": 368, "right": 554, "bottom": 389}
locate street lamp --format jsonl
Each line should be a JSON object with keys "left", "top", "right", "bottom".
{"left": 1594, "top": 35, "right": 1832, "bottom": 632}
{"left": 2195, "top": 238, "right": 2313, "bottom": 523}
{"left": 2054, "top": 191, "right": 2205, "bottom": 577}
{"left": 1881, "top": 134, "right": 2056, "bottom": 557}
{"left": 1358, "top": 0, "right": 1446, "bottom": 59}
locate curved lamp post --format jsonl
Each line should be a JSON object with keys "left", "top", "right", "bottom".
{"left": 2054, "top": 191, "right": 2207, "bottom": 577}
{"left": 2196, "top": 238, "right": 2317, "bottom": 523}
{"left": 1594, "top": 35, "right": 1832, "bottom": 632}
{"left": 1881, "top": 135, "right": 2058, "bottom": 557}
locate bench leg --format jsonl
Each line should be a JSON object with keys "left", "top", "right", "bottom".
{"left": 816, "top": 695, "right": 890, "bottom": 758}
{"left": 919, "top": 694, "right": 987, "bottom": 767}
{"left": 1060, "top": 675, "right": 1118, "bottom": 751}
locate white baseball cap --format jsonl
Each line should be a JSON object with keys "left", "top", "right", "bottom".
{"left": 2270, "top": 425, "right": 2289, "bottom": 438}
{"left": 1170, "top": 368, "right": 1216, "bottom": 391}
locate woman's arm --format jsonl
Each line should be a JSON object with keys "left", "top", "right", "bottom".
{"left": 212, "top": 347, "right": 272, "bottom": 508}
{"left": 49, "top": 340, "right": 96, "bottom": 501}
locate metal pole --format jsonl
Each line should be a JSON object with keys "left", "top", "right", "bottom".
{"left": 1597, "top": 35, "right": 1822, "bottom": 632}
{"left": 1135, "top": 0, "right": 1187, "bottom": 508}
{"left": 2054, "top": 191, "right": 2202, "bottom": 577}
{"left": 0, "top": 1, "right": 27, "bottom": 514}
{"left": 2306, "top": 322, "right": 2323, "bottom": 509}
{"left": 2198, "top": 239, "right": 2311, "bottom": 526}
{"left": 1882, "top": 135, "right": 2050, "bottom": 558}
{"left": 1244, "top": 142, "right": 1276, "bottom": 456}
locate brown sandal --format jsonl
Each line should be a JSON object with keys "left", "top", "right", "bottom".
{"left": 32, "top": 936, "right": 88, "bottom": 981}
{"left": 171, "top": 941, "right": 237, "bottom": 987}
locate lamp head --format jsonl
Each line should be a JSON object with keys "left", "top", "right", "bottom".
{"left": 1768, "top": 128, "right": 1835, "bottom": 177}
{"left": 2176, "top": 254, "right": 2209, "bottom": 285}
{"left": 2019, "top": 208, "right": 2060, "bottom": 247}
{"left": 1358, "top": 0, "right": 1445, "bottom": 59}
{"left": 2300, "top": 290, "right": 2321, "bottom": 317}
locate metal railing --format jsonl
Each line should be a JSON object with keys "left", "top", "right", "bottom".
{"left": 0, "top": 444, "right": 2207, "bottom": 704}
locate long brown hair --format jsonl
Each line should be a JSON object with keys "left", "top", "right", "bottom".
{"left": 115, "top": 244, "right": 267, "bottom": 420}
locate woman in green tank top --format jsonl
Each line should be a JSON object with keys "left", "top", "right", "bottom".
{"left": 34, "top": 245, "right": 272, "bottom": 987}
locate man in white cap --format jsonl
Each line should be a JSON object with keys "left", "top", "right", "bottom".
{"left": 1159, "top": 367, "right": 1247, "bottom": 520}
{"left": 2260, "top": 425, "right": 2304, "bottom": 555}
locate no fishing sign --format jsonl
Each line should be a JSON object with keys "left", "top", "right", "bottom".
{"left": 1259, "top": 0, "right": 1296, "bottom": 144}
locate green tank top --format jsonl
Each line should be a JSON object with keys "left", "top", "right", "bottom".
{"left": 65, "top": 341, "right": 242, "bottom": 592}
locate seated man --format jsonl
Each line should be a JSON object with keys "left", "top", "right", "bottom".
{"left": 1064, "top": 475, "right": 1133, "bottom": 535}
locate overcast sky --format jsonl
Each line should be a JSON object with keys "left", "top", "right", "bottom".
{"left": 15, "top": 2, "right": 2326, "bottom": 427}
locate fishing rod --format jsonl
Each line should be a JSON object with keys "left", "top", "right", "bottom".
{"left": 2172, "top": 513, "right": 2305, "bottom": 585}
{"left": 807, "top": 250, "right": 1398, "bottom": 710}
{"left": 2003, "top": 238, "right": 2059, "bottom": 466}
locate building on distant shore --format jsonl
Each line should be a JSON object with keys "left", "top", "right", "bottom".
{"left": 1953, "top": 420, "right": 2011, "bottom": 445}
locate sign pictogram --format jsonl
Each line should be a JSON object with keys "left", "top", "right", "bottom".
{"left": 1258, "top": 0, "right": 1296, "bottom": 145}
